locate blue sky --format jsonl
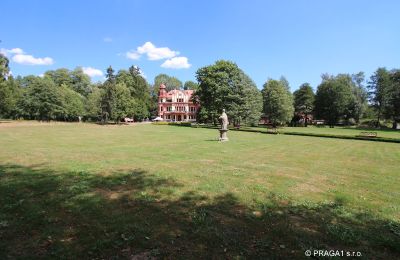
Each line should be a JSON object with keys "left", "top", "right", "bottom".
{"left": 1, "top": 0, "right": 399, "bottom": 91}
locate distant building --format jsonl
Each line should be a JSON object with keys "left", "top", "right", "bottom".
{"left": 157, "top": 84, "right": 200, "bottom": 121}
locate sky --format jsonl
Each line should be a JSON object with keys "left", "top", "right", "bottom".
{"left": 1, "top": 0, "right": 399, "bottom": 91}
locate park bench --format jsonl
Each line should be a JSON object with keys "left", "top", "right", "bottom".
{"left": 357, "top": 132, "right": 377, "bottom": 138}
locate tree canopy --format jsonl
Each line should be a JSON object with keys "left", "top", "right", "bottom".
{"left": 0, "top": 56, "right": 399, "bottom": 128}
{"left": 293, "top": 83, "right": 314, "bottom": 126}
{"left": 183, "top": 80, "right": 199, "bottom": 90}
{"left": 194, "top": 60, "right": 262, "bottom": 126}
{"left": 262, "top": 79, "right": 294, "bottom": 126}
{"left": 153, "top": 74, "right": 182, "bottom": 92}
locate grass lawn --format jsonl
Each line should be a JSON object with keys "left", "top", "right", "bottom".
{"left": 246, "top": 125, "right": 400, "bottom": 140}
{"left": 281, "top": 126, "right": 400, "bottom": 139}
{"left": 0, "top": 122, "right": 399, "bottom": 258}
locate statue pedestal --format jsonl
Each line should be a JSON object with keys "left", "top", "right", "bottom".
{"left": 219, "top": 129, "right": 229, "bottom": 141}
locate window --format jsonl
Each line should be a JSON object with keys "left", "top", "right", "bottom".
{"left": 177, "top": 98, "right": 184, "bottom": 102}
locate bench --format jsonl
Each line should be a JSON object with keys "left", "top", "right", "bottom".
{"left": 357, "top": 132, "right": 377, "bottom": 138}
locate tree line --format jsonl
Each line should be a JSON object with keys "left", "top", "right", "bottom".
{"left": 194, "top": 60, "right": 400, "bottom": 129}
{"left": 1, "top": 54, "right": 399, "bottom": 128}
{"left": 0, "top": 54, "right": 197, "bottom": 123}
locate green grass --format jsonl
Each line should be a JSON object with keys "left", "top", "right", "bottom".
{"left": 0, "top": 122, "right": 399, "bottom": 258}
{"left": 243, "top": 125, "right": 400, "bottom": 140}
{"left": 280, "top": 126, "right": 400, "bottom": 139}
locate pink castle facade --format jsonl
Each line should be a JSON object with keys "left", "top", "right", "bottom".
{"left": 158, "top": 84, "right": 199, "bottom": 122}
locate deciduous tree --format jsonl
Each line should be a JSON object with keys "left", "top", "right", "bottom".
{"left": 368, "top": 68, "right": 391, "bottom": 126}
{"left": 314, "top": 76, "right": 352, "bottom": 127}
{"left": 195, "top": 60, "right": 262, "bottom": 126}
{"left": 293, "top": 83, "right": 314, "bottom": 126}
{"left": 262, "top": 79, "right": 294, "bottom": 126}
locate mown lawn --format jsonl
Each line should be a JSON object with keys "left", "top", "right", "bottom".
{"left": 0, "top": 122, "right": 399, "bottom": 258}
{"left": 247, "top": 125, "right": 400, "bottom": 139}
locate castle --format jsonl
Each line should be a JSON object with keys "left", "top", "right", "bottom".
{"left": 157, "top": 84, "right": 200, "bottom": 122}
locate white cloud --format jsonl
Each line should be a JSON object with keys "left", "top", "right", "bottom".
{"left": 126, "top": 51, "right": 141, "bottom": 60}
{"left": 1, "top": 47, "right": 54, "bottom": 65}
{"left": 82, "top": 67, "right": 104, "bottom": 77}
{"left": 0, "top": 47, "right": 24, "bottom": 57}
{"left": 9, "top": 48, "right": 24, "bottom": 54}
{"left": 103, "top": 37, "right": 113, "bottom": 42}
{"left": 126, "top": 41, "right": 179, "bottom": 61}
{"left": 12, "top": 54, "right": 54, "bottom": 65}
{"left": 161, "top": 56, "right": 191, "bottom": 69}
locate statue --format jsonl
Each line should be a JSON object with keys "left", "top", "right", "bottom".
{"left": 218, "top": 109, "right": 229, "bottom": 141}
{"left": 219, "top": 109, "right": 229, "bottom": 130}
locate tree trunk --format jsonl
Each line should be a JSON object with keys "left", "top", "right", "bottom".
{"left": 376, "top": 107, "right": 381, "bottom": 128}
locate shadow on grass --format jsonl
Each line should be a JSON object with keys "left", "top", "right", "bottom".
{"left": 0, "top": 164, "right": 399, "bottom": 259}
{"left": 204, "top": 139, "right": 219, "bottom": 142}
{"left": 341, "top": 126, "right": 400, "bottom": 133}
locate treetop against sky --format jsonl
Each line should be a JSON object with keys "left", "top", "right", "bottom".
{"left": 1, "top": 0, "right": 399, "bottom": 90}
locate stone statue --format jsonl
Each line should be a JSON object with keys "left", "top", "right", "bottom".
{"left": 218, "top": 109, "right": 229, "bottom": 141}
{"left": 219, "top": 109, "right": 229, "bottom": 130}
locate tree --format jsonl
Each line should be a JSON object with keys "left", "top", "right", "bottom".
{"left": 44, "top": 67, "right": 93, "bottom": 97}
{"left": 0, "top": 77, "right": 22, "bottom": 118}
{"left": 115, "top": 66, "right": 151, "bottom": 121}
{"left": 86, "top": 86, "right": 103, "bottom": 121}
{"left": 368, "top": 68, "right": 392, "bottom": 127}
{"left": 18, "top": 77, "right": 63, "bottom": 120}
{"left": 153, "top": 74, "right": 182, "bottom": 91}
{"left": 279, "top": 76, "right": 290, "bottom": 91}
{"left": 183, "top": 80, "right": 199, "bottom": 90}
{"left": 0, "top": 54, "right": 10, "bottom": 81}
{"left": 347, "top": 72, "right": 368, "bottom": 123}
{"left": 71, "top": 67, "right": 92, "bottom": 97}
{"left": 59, "top": 84, "right": 85, "bottom": 121}
{"left": 44, "top": 68, "right": 72, "bottom": 87}
{"left": 262, "top": 79, "right": 294, "bottom": 126}
{"left": 0, "top": 54, "right": 15, "bottom": 118}
{"left": 110, "top": 83, "right": 135, "bottom": 123}
{"left": 100, "top": 66, "right": 116, "bottom": 123}
{"left": 386, "top": 70, "right": 400, "bottom": 129}
{"left": 293, "top": 83, "right": 314, "bottom": 126}
{"left": 314, "top": 76, "right": 352, "bottom": 127}
{"left": 194, "top": 60, "right": 262, "bottom": 126}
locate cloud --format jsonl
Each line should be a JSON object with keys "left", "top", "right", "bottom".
{"left": 126, "top": 41, "right": 179, "bottom": 61}
{"left": 126, "top": 51, "right": 141, "bottom": 60}
{"left": 82, "top": 67, "right": 104, "bottom": 77}
{"left": 161, "top": 56, "right": 191, "bottom": 69}
{"left": 0, "top": 47, "right": 24, "bottom": 56}
{"left": 103, "top": 37, "right": 113, "bottom": 42}
{"left": 1, "top": 47, "right": 54, "bottom": 65}
{"left": 12, "top": 54, "right": 54, "bottom": 65}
